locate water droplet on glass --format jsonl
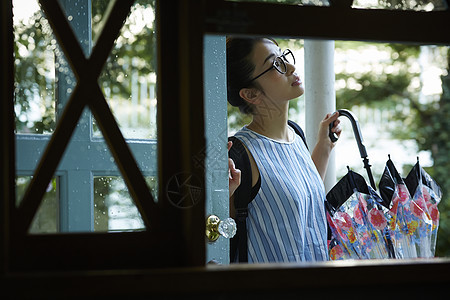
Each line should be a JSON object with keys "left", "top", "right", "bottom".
{"left": 68, "top": 15, "right": 73, "bottom": 21}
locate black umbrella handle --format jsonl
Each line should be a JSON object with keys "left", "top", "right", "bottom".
{"left": 329, "top": 109, "right": 376, "bottom": 189}
{"left": 328, "top": 109, "right": 367, "bottom": 157}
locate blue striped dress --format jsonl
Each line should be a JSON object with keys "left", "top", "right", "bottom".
{"left": 234, "top": 125, "right": 328, "bottom": 263}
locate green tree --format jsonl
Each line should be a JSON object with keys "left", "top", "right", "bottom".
{"left": 14, "top": 0, "right": 156, "bottom": 134}
{"left": 14, "top": 9, "right": 56, "bottom": 133}
{"left": 417, "top": 55, "right": 450, "bottom": 256}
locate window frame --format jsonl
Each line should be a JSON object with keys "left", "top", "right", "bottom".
{"left": 3, "top": 0, "right": 177, "bottom": 271}
{"left": 1, "top": 0, "right": 450, "bottom": 296}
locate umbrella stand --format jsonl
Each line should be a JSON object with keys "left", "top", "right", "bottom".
{"left": 329, "top": 109, "right": 377, "bottom": 190}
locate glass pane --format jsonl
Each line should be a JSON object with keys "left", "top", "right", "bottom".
{"left": 95, "top": 0, "right": 157, "bottom": 140}
{"left": 13, "top": 0, "right": 58, "bottom": 134}
{"left": 93, "top": 176, "right": 157, "bottom": 232}
{"left": 13, "top": 0, "right": 80, "bottom": 135}
{"left": 14, "top": 0, "right": 158, "bottom": 234}
{"left": 352, "top": 0, "right": 448, "bottom": 11}
{"left": 16, "top": 176, "right": 59, "bottom": 233}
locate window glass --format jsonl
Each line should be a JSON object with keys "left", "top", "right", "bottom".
{"left": 93, "top": 176, "right": 157, "bottom": 232}
{"left": 13, "top": 0, "right": 158, "bottom": 234}
{"left": 95, "top": 0, "right": 157, "bottom": 140}
{"left": 13, "top": 0, "right": 59, "bottom": 134}
{"left": 16, "top": 176, "right": 59, "bottom": 233}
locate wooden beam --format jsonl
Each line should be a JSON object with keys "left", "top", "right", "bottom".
{"left": 0, "top": 0, "right": 15, "bottom": 275}
{"left": 2, "top": 259, "right": 450, "bottom": 297}
{"left": 156, "top": 0, "right": 206, "bottom": 266}
{"left": 205, "top": 1, "right": 450, "bottom": 45}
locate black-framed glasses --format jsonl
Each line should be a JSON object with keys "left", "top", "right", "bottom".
{"left": 248, "top": 49, "right": 295, "bottom": 83}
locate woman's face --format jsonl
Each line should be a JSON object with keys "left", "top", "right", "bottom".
{"left": 250, "top": 40, "right": 304, "bottom": 104}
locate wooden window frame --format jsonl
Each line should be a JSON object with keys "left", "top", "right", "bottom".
{"left": 1, "top": 0, "right": 450, "bottom": 297}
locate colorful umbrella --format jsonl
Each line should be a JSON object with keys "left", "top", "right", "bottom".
{"left": 378, "top": 156, "right": 434, "bottom": 258}
{"left": 327, "top": 109, "right": 442, "bottom": 260}
{"left": 404, "top": 158, "right": 442, "bottom": 257}
{"left": 326, "top": 169, "right": 394, "bottom": 260}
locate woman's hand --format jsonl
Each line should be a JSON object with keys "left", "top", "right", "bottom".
{"left": 312, "top": 112, "right": 342, "bottom": 181}
{"left": 318, "top": 111, "right": 342, "bottom": 149}
{"left": 228, "top": 141, "right": 241, "bottom": 197}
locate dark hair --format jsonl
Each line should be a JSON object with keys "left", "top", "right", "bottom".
{"left": 226, "top": 37, "right": 276, "bottom": 114}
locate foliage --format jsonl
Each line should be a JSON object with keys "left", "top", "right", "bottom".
{"left": 419, "top": 71, "right": 450, "bottom": 256}
{"left": 93, "top": 0, "right": 156, "bottom": 100}
{"left": 14, "top": 10, "right": 56, "bottom": 133}
{"left": 375, "top": 0, "right": 447, "bottom": 10}
{"left": 14, "top": 0, "right": 156, "bottom": 134}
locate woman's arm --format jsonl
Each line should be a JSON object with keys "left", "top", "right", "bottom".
{"left": 228, "top": 141, "right": 241, "bottom": 197}
{"left": 311, "top": 112, "right": 341, "bottom": 181}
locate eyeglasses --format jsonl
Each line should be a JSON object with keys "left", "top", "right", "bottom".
{"left": 248, "top": 49, "right": 295, "bottom": 83}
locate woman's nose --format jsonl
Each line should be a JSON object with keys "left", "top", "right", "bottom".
{"left": 286, "top": 61, "right": 296, "bottom": 75}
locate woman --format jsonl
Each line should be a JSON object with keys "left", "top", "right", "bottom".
{"left": 227, "top": 37, "right": 341, "bottom": 263}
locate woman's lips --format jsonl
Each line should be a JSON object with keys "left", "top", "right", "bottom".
{"left": 292, "top": 76, "right": 302, "bottom": 86}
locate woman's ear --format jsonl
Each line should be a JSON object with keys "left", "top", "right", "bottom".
{"left": 239, "top": 88, "right": 262, "bottom": 105}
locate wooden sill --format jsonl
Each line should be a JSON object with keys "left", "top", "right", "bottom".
{"left": 2, "top": 258, "right": 449, "bottom": 298}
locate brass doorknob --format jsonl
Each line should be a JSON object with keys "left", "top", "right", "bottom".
{"left": 205, "top": 215, "right": 236, "bottom": 242}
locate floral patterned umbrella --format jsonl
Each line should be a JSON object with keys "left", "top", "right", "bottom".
{"left": 326, "top": 169, "right": 394, "bottom": 260}
{"left": 378, "top": 156, "right": 434, "bottom": 258}
{"left": 404, "top": 158, "right": 442, "bottom": 257}
{"left": 327, "top": 109, "right": 442, "bottom": 260}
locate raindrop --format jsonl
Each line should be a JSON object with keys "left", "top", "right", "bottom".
{"left": 68, "top": 15, "right": 73, "bottom": 21}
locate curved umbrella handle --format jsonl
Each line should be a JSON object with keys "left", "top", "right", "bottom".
{"left": 328, "top": 109, "right": 366, "bottom": 158}
{"left": 328, "top": 109, "right": 376, "bottom": 189}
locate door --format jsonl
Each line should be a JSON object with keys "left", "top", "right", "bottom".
{"left": 204, "top": 35, "right": 231, "bottom": 264}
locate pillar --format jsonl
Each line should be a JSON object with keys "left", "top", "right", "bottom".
{"left": 304, "top": 40, "right": 336, "bottom": 192}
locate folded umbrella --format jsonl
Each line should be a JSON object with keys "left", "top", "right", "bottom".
{"left": 404, "top": 158, "right": 442, "bottom": 257}
{"left": 379, "top": 156, "right": 432, "bottom": 258}
{"left": 326, "top": 168, "right": 394, "bottom": 260}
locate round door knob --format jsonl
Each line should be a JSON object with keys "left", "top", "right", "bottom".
{"left": 206, "top": 215, "right": 236, "bottom": 242}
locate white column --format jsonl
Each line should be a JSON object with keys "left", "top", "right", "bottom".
{"left": 304, "top": 40, "right": 336, "bottom": 192}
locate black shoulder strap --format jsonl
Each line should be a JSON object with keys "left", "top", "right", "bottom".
{"left": 288, "top": 120, "right": 308, "bottom": 150}
{"left": 228, "top": 136, "right": 252, "bottom": 263}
